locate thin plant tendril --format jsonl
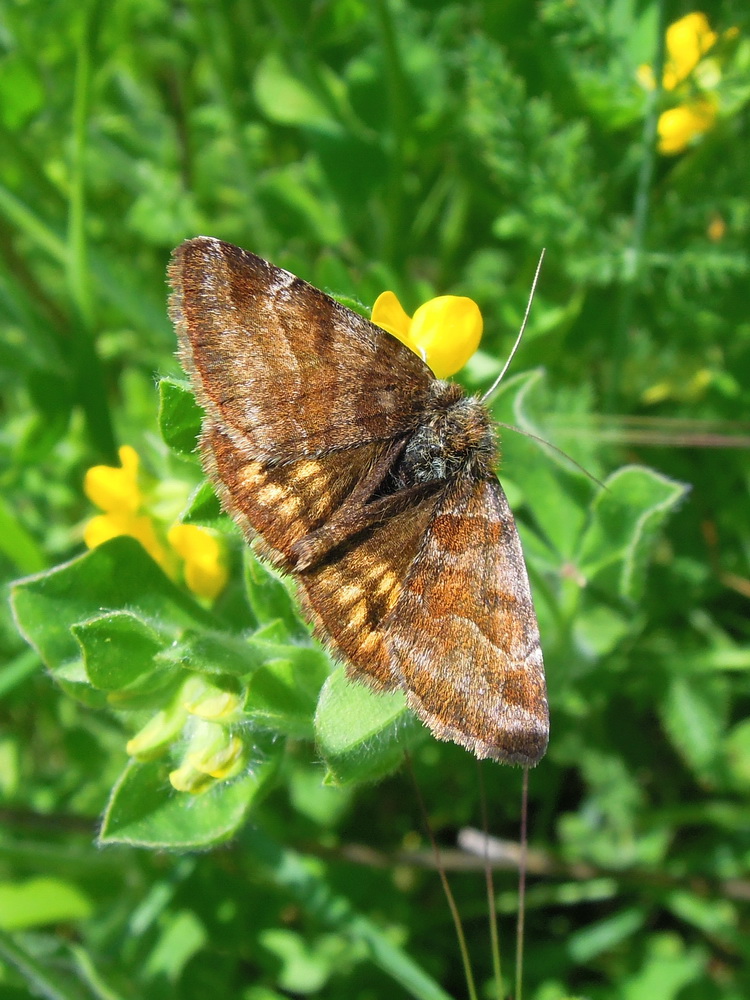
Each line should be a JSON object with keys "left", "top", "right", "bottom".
{"left": 478, "top": 761, "right": 503, "bottom": 1000}
{"left": 515, "top": 767, "right": 530, "bottom": 1000}
{"left": 405, "top": 750, "right": 478, "bottom": 1000}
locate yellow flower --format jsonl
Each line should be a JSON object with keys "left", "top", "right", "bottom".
{"left": 642, "top": 367, "right": 712, "bottom": 404}
{"left": 168, "top": 761, "right": 214, "bottom": 795}
{"left": 663, "top": 12, "right": 717, "bottom": 90}
{"left": 638, "top": 13, "right": 718, "bottom": 93}
{"left": 84, "top": 510, "right": 171, "bottom": 567}
{"left": 637, "top": 12, "right": 736, "bottom": 156}
{"left": 371, "top": 291, "right": 482, "bottom": 378}
{"left": 83, "top": 446, "right": 172, "bottom": 570}
{"left": 187, "top": 733, "right": 246, "bottom": 780}
{"left": 657, "top": 99, "right": 717, "bottom": 155}
{"left": 84, "top": 444, "right": 142, "bottom": 515}
{"left": 83, "top": 448, "right": 228, "bottom": 601}
{"left": 168, "top": 524, "right": 229, "bottom": 601}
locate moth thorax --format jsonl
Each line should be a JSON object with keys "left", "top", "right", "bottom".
{"left": 399, "top": 381, "right": 496, "bottom": 486}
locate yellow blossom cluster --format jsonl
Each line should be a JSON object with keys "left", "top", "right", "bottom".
{"left": 638, "top": 12, "right": 738, "bottom": 155}
{"left": 125, "top": 675, "right": 247, "bottom": 794}
{"left": 84, "top": 445, "right": 228, "bottom": 601}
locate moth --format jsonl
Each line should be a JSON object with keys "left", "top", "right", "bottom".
{"left": 169, "top": 238, "right": 548, "bottom": 765}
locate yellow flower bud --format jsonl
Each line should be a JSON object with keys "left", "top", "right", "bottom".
{"left": 187, "top": 733, "right": 246, "bottom": 780}
{"left": 169, "top": 761, "right": 214, "bottom": 794}
{"left": 169, "top": 719, "right": 247, "bottom": 792}
{"left": 126, "top": 703, "right": 188, "bottom": 760}
{"left": 181, "top": 675, "right": 242, "bottom": 721}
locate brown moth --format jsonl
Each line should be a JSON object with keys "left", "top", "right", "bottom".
{"left": 168, "top": 237, "right": 548, "bottom": 765}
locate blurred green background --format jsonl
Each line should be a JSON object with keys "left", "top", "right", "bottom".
{"left": 2, "top": 1, "right": 750, "bottom": 998}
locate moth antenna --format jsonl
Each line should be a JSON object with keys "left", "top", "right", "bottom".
{"left": 477, "top": 761, "right": 503, "bottom": 1000}
{"left": 495, "top": 421, "right": 608, "bottom": 492}
{"left": 482, "top": 250, "right": 545, "bottom": 405}
{"left": 405, "top": 751, "right": 479, "bottom": 1000}
{"left": 515, "top": 767, "right": 530, "bottom": 1000}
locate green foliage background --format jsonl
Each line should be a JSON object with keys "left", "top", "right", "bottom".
{"left": 2, "top": 1, "right": 750, "bottom": 998}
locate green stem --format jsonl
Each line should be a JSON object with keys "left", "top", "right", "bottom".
{"left": 0, "top": 926, "right": 79, "bottom": 1000}
{"left": 478, "top": 762, "right": 504, "bottom": 999}
{"left": 68, "top": 1, "right": 116, "bottom": 459}
{"left": 406, "top": 752, "right": 478, "bottom": 1000}
{"left": 605, "top": 0, "right": 668, "bottom": 411}
{"left": 374, "top": 0, "right": 408, "bottom": 269}
{"left": 515, "top": 767, "right": 529, "bottom": 1000}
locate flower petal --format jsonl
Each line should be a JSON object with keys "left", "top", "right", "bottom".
{"left": 83, "top": 513, "right": 127, "bottom": 549}
{"left": 664, "top": 12, "right": 717, "bottom": 89}
{"left": 409, "top": 295, "right": 483, "bottom": 378}
{"left": 126, "top": 703, "right": 188, "bottom": 760}
{"left": 181, "top": 674, "right": 241, "bottom": 721}
{"left": 168, "top": 523, "right": 228, "bottom": 600}
{"left": 371, "top": 290, "right": 413, "bottom": 343}
{"left": 657, "top": 99, "right": 716, "bottom": 154}
{"left": 84, "top": 508, "right": 173, "bottom": 577}
{"left": 84, "top": 445, "right": 142, "bottom": 515}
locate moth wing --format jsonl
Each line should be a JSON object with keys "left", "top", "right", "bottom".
{"left": 383, "top": 476, "right": 548, "bottom": 765}
{"left": 169, "top": 237, "right": 433, "bottom": 462}
{"left": 205, "top": 423, "right": 441, "bottom": 689}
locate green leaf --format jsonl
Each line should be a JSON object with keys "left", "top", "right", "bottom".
{"left": 0, "top": 55, "right": 44, "bottom": 130}
{"left": 315, "top": 668, "right": 423, "bottom": 784}
{"left": 144, "top": 909, "right": 208, "bottom": 982}
{"left": 11, "top": 538, "right": 217, "bottom": 697}
{"left": 0, "top": 877, "right": 93, "bottom": 930}
{"left": 99, "top": 754, "right": 277, "bottom": 848}
{"left": 567, "top": 907, "right": 647, "bottom": 963}
{"left": 573, "top": 604, "right": 631, "bottom": 657}
{"left": 660, "top": 672, "right": 728, "bottom": 782}
{"left": 725, "top": 718, "right": 750, "bottom": 789}
{"left": 491, "top": 369, "right": 590, "bottom": 558}
{"left": 244, "top": 552, "right": 309, "bottom": 640}
{"left": 158, "top": 377, "right": 202, "bottom": 457}
{"left": 157, "top": 628, "right": 259, "bottom": 677}
{"left": 0, "top": 492, "right": 46, "bottom": 573}
{"left": 665, "top": 889, "right": 739, "bottom": 946}
{"left": 253, "top": 53, "right": 342, "bottom": 136}
{"left": 259, "top": 929, "right": 347, "bottom": 995}
{"left": 245, "top": 646, "right": 332, "bottom": 739}
{"left": 621, "top": 933, "right": 705, "bottom": 1000}
{"left": 71, "top": 612, "right": 166, "bottom": 691}
{"left": 180, "top": 480, "right": 224, "bottom": 526}
{"left": 576, "top": 465, "right": 689, "bottom": 601}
